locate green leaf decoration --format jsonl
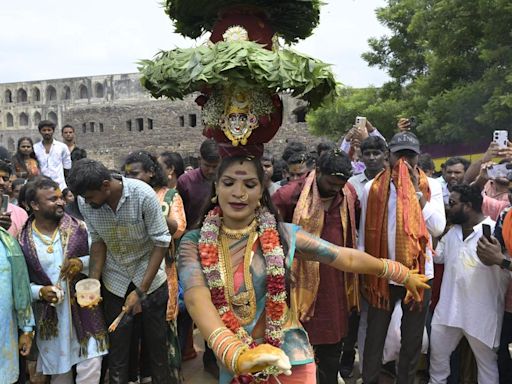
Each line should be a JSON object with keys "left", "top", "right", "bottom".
{"left": 164, "top": 0, "right": 322, "bottom": 44}
{"left": 139, "top": 40, "right": 338, "bottom": 108}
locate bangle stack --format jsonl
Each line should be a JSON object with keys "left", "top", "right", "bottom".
{"left": 208, "top": 327, "right": 248, "bottom": 374}
{"left": 378, "top": 259, "right": 410, "bottom": 285}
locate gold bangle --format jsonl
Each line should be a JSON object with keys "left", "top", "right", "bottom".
{"left": 215, "top": 334, "right": 234, "bottom": 358}
{"left": 221, "top": 341, "right": 240, "bottom": 368}
{"left": 207, "top": 326, "right": 229, "bottom": 348}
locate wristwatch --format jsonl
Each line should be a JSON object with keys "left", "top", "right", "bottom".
{"left": 500, "top": 259, "right": 511, "bottom": 270}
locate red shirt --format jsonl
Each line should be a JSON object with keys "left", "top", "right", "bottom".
{"left": 273, "top": 180, "right": 359, "bottom": 344}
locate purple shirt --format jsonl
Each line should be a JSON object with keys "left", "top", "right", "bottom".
{"left": 177, "top": 168, "right": 213, "bottom": 229}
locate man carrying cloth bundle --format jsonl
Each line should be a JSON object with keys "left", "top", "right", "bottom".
{"left": 358, "top": 132, "right": 446, "bottom": 383}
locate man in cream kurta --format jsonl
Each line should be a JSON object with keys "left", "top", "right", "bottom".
{"left": 429, "top": 184, "right": 510, "bottom": 384}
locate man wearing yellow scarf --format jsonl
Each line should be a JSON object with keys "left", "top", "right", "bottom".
{"left": 273, "top": 149, "right": 358, "bottom": 384}
{"left": 359, "top": 132, "right": 446, "bottom": 383}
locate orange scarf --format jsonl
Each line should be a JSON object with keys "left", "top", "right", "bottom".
{"left": 364, "top": 158, "right": 430, "bottom": 310}
{"left": 501, "top": 209, "right": 512, "bottom": 255}
{"left": 291, "top": 170, "right": 359, "bottom": 321}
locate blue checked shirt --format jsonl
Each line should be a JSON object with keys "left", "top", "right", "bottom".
{"left": 79, "top": 177, "right": 171, "bottom": 297}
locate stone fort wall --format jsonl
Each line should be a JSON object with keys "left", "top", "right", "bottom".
{"left": 0, "top": 73, "right": 324, "bottom": 169}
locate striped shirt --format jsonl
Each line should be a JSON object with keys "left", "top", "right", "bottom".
{"left": 79, "top": 177, "right": 171, "bottom": 297}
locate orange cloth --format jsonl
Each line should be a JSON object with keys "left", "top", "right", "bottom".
{"left": 501, "top": 209, "right": 512, "bottom": 256}
{"left": 291, "top": 170, "right": 358, "bottom": 321}
{"left": 155, "top": 187, "right": 186, "bottom": 321}
{"left": 364, "top": 159, "right": 430, "bottom": 309}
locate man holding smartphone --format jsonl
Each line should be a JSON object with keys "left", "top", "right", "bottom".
{"left": 430, "top": 184, "right": 509, "bottom": 383}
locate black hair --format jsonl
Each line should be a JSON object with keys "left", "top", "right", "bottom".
{"left": 123, "top": 150, "right": 166, "bottom": 188}
{"left": 316, "top": 141, "right": 336, "bottom": 156}
{"left": 418, "top": 153, "right": 435, "bottom": 173}
{"left": 272, "top": 159, "right": 286, "bottom": 182}
{"left": 24, "top": 176, "right": 59, "bottom": 208}
{"left": 61, "top": 124, "right": 75, "bottom": 134}
{"left": 287, "top": 152, "right": 309, "bottom": 166}
{"left": 14, "top": 137, "right": 38, "bottom": 174}
{"left": 200, "top": 139, "right": 220, "bottom": 162}
{"left": 67, "top": 159, "right": 112, "bottom": 196}
{"left": 38, "top": 120, "right": 55, "bottom": 132}
{"left": 261, "top": 150, "right": 274, "bottom": 164}
{"left": 282, "top": 141, "right": 307, "bottom": 162}
{"left": 12, "top": 178, "right": 26, "bottom": 190}
{"left": 17, "top": 183, "right": 29, "bottom": 211}
{"left": 360, "top": 136, "right": 388, "bottom": 153}
{"left": 159, "top": 151, "right": 185, "bottom": 179}
{"left": 445, "top": 156, "right": 470, "bottom": 171}
{"left": 0, "top": 159, "right": 12, "bottom": 176}
{"left": 62, "top": 188, "right": 72, "bottom": 197}
{"left": 195, "top": 156, "right": 281, "bottom": 229}
{"left": 317, "top": 150, "right": 353, "bottom": 179}
{"left": 451, "top": 184, "right": 483, "bottom": 213}
{"left": 71, "top": 148, "right": 87, "bottom": 162}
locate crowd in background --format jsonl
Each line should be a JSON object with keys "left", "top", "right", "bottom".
{"left": 1, "top": 117, "right": 512, "bottom": 384}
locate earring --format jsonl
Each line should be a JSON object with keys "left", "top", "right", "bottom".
{"left": 211, "top": 195, "right": 218, "bottom": 204}
{"left": 257, "top": 201, "right": 261, "bottom": 208}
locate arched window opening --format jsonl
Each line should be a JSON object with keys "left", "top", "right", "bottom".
{"left": 17, "top": 88, "right": 28, "bottom": 102}
{"left": 48, "top": 111, "right": 58, "bottom": 125}
{"left": 19, "top": 112, "right": 29, "bottom": 126}
{"left": 33, "top": 87, "right": 41, "bottom": 101}
{"left": 46, "top": 86, "right": 57, "bottom": 101}
{"left": 63, "top": 86, "right": 71, "bottom": 100}
{"left": 79, "top": 84, "right": 88, "bottom": 99}
{"left": 4, "top": 90, "right": 12, "bottom": 103}
{"left": 95, "top": 83, "right": 104, "bottom": 98}
{"left": 6, "top": 113, "right": 14, "bottom": 127}
{"left": 33, "top": 111, "right": 42, "bottom": 126}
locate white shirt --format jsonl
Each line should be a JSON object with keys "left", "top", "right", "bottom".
{"left": 348, "top": 172, "right": 371, "bottom": 202}
{"left": 432, "top": 218, "right": 510, "bottom": 348}
{"left": 358, "top": 177, "right": 446, "bottom": 281}
{"left": 34, "top": 139, "right": 72, "bottom": 190}
{"left": 436, "top": 175, "right": 449, "bottom": 205}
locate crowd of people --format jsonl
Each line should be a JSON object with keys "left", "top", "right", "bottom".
{"left": 1, "top": 117, "right": 512, "bottom": 384}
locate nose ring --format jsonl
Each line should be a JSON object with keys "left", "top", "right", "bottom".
{"left": 240, "top": 193, "right": 249, "bottom": 202}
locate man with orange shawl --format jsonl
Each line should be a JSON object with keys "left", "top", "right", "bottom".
{"left": 358, "top": 132, "right": 446, "bottom": 383}
{"left": 273, "top": 149, "right": 359, "bottom": 384}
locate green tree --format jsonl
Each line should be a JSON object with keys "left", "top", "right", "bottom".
{"left": 309, "top": 0, "right": 512, "bottom": 145}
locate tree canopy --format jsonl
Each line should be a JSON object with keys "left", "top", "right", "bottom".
{"left": 308, "top": 0, "right": 512, "bottom": 144}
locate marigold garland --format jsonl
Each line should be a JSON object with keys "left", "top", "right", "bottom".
{"left": 198, "top": 206, "right": 287, "bottom": 349}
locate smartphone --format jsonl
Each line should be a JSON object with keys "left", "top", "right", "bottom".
{"left": 482, "top": 224, "right": 492, "bottom": 241}
{"left": 493, "top": 130, "right": 508, "bottom": 149}
{"left": 409, "top": 116, "right": 417, "bottom": 129}
{"left": 355, "top": 116, "right": 367, "bottom": 129}
{"left": 486, "top": 163, "right": 512, "bottom": 179}
{"left": 1, "top": 194, "right": 8, "bottom": 213}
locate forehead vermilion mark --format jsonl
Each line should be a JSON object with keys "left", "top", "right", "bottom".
{"left": 234, "top": 170, "right": 248, "bottom": 175}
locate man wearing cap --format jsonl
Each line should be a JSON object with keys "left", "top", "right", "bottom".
{"left": 273, "top": 149, "right": 360, "bottom": 384}
{"left": 359, "top": 131, "right": 445, "bottom": 384}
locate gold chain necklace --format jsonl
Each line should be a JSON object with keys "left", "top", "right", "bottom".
{"left": 219, "top": 231, "right": 258, "bottom": 325}
{"left": 32, "top": 221, "right": 59, "bottom": 254}
{"left": 220, "top": 219, "right": 258, "bottom": 240}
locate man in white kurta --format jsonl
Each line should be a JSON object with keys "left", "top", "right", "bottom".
{"left": 23, "top": 177, "right": 106, "bottom": 384}
{"left": 430, "top": 184, "right": 510, "bottom": 384}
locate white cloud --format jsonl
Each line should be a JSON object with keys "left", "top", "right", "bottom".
{"left": 0, "top": 0, "right": 390, "bottom": 87}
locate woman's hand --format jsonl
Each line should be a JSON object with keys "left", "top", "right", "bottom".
{"left": 403, "top": 269, "right": 430, "bottom": 304}
{"left": 237, "top": 344, "right": 292, "bottom": 376}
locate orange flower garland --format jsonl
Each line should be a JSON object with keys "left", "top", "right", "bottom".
{"left": 198, "top": 206, "right": 287, "bottom": 348}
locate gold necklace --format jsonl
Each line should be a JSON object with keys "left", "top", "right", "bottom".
{"left": 32, "top": 221, "right": 59, "bottom": 254}
{"left": 219, "top": 231, "right": 258, "bottom": 325}
{"left": 220, "top": 219, "right": 258, "bottom": 240}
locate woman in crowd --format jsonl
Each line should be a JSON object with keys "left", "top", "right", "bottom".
{"left": 158, "top": 151, "right": 185, "bottom": 190}
{"left": 123, "top": 150, "right": 186, "bottom": 383}
{"left": 12, "top": 137, "right": 40, "bottom": 179}
{"left": 0, "top": 227, "right": 34, "bottom": 383}
{"left": 178, "top": 155, "right": 430, "bottom": 384}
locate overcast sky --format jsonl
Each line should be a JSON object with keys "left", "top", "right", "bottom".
{"left": 0, "top": 0, "right": 390, "bottom": 87}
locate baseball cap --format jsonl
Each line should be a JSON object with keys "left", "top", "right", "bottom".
{"left": 388, "top": 132, "right": 420, "bottom": 154}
